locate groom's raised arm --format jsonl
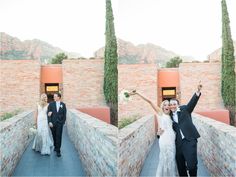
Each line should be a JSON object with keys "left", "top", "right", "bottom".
{"left": 186, "top": 83, "right": 202, "bottom": 113}
{"left": 186, "top": 93, "right": 201, "bottom": 113}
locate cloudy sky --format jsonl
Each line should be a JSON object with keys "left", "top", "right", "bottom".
{"left": 0, "top": 0, "right": 235, "bottom": 60}
{"left": 117, "top": 0, "right": 236, "bottom": 60}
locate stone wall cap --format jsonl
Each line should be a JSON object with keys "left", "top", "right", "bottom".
{"left": 0, "top": 110, "right": 33, "bottom": 132}
{"left": 118, "top": 114, "right": 155, "bottom": 140}
{"left": 41, "top": 64, "right": 62, "bottom": 67}
{"left": 69, "top": 109, "right": 118, "bottom": 143}
{"left": 179, "top": 62, "right": 221, "bottom": 66}
{"left": 118, "top": 63, "right": 157, "bottom": 67}
{"left": 158, "top": 68, "right": 179, "bottom": 71}
{"left": 0, "top": 59, "right": 38, "bottom": 62}
{"left": 63, "top": 59, "right": 103, "bottom": 62}
{"left": 192, "top": 113, "right": 236, "bottom": 138}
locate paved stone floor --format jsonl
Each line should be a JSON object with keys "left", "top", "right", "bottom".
{"left": 140, "top": 139, "right": 210, "bottom": 176}
{"left": 13, "top": 127, "right": 86, "bottom": 176}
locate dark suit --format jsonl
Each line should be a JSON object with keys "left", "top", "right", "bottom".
{"left": 47, "top": 101, "right": 67, "bottom": 153}
{"left": 171, "top": 93, "right": 201, "bottom": 177}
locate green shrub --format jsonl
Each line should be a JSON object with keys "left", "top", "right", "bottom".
{"left": 51, "top": 53, "right": 68, "bottom": 64}
{"left": 118, "top": 115, "right": 140, "bottom": 129}
{"left": 166, "top": 56, "right": 182, "bottom": 68}
{"left": 0, "top": 109, "right": 22, "bottom": 121}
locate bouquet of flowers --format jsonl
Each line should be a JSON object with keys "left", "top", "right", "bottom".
{"left": 29, "top": 125, "right": 37, "bottom": 137}
{"left": 119, "top": 89, "right": 136, "bottom": 103}
{"left": 119, "top": 89, "right": 131, "bottom": 103}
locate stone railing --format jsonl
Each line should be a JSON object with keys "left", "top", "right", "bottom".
{"left": 0, "top": 111, "right": 34, "bottom": 176}
{"left": 192, "top": 113, "right": 236, "bottom": 176}
{"left": 118, "top": 115, "right": 156, "bottom": 177}
{"left": 66, "top": 109, "right": 118, "bottom": 176}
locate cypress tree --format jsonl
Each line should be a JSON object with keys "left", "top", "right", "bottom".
{"left": 104, "top": 0, "right": 118, "bottom": 126}
{"left": 221, "top": 0, "right": 236, "bottom": 125}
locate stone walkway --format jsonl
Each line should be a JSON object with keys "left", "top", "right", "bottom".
{"left": 13, "top": 127, "right": 85, "bottom": 176}
{"left": 140, "top": 139, "right": 210, "bottom": 176}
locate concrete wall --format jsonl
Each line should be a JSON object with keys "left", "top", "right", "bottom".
{"left": 66, "top": 109, "right": 118, "bottom": 176}
{"left": 63, "top": 59, "right": 106, "bottom": 109}
{"left": 0, "top": 111, "right": 34, "bottom": 176}
{"left": 193, "top": 113, "right": 236, "bottom": 176}
{"left": 0, "top": 60, "right": 40, "bottom": 115}
{"left": 118, "top": 64, "right": 157, "bottom": 120}
{"left": 118, "top": 115, "right": 156, "bottom": 176}
{"left": 179, "top": 63, "right": 224, "bottom": 111}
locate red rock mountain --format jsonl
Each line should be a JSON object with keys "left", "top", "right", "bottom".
{"left": 94, "top": 39, "right": 194, "bottom": 65}
{"left": 0, "top": 32, "right": 80, "bottom": 62}
{"left": 208, "top": 41, "right": 236, "bottom": 62}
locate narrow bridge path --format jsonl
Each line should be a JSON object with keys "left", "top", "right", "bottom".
{"left": 140, "top": 139, "right": 210, "bottom": 176}
{"left": 13, "top": 127, "right": 85, "bottom": 176}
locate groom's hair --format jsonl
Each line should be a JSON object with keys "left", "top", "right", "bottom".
{"left": 170, "top": 98, "right": 179, "bottom": 105}
{"left": 55, "top": 93, "right": 62, "bottom": 98}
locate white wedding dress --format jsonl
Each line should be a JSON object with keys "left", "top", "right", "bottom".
{"left": 156, "top": 113, "right": 177, "bottom": 177}
{"left": 32, "top": 104, "right": 53, "bottom": 155}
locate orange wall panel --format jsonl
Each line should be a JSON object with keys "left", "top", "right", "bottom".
{"left": 158, "top": 68, "right": 179, "bottom": 87}
{"left": 41, "top": 65, "right": 63, "bottom": 83}
{"left": 77, "top": 107, "right": 111, "bottom": 124}
{"left": 196, "top": 109, "right": 230, "bottom": 125}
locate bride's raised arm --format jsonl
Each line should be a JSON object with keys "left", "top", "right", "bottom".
{"left": 129, "top": 91, "right": 162, "bottom": 114}
{"left": 129, "top": 90, "right": 164, "bottom": 136}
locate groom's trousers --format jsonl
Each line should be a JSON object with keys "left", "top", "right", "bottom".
{"left": 176, "top": 138, "right": 198, "bottom": 177}
{"left": 51, "top": 123, "right": 63, "bottom": 153}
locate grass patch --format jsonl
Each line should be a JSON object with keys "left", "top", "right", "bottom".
{"left": 0, "top": 109, "right": 22, "bottom": 121}
{"left": 118, "top": 114, "right": 140, "bottom": 129}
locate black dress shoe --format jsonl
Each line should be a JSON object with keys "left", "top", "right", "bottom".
{"left": 57, "top": 152, "right": 61, "bottom": 157}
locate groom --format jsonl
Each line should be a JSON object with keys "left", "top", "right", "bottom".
{"left": 47, "top": 93, "right": 67, "bottom": 157}
{"left": 170, "top": 84, "right": 202, "bottom": 177}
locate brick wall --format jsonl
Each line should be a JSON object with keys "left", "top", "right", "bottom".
{"left": 193, "top": 113, "right": 236, "bottom": 176}
{"left": 63, "top": 59, "right": 106, "bottom": 109}
{"left": 66, "top": 109, "right": 118, "bottom": 176}
{"left": 118, "top": 115, "right": 156, "bottom": 176}
{"left": 0, "top": 60, "right": 40, "bottom": 115}
{"left": 0, "top": 111, "right": 34, "bottom": 176}
{"left": 118, "top": 64, "right": 157, "bottom": 120}
{"left": 179, "top": 63, "right": 224, "bottom": 111}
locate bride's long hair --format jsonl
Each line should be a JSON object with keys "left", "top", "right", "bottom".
{"left": 39, "top": 93, "right": 48, "bottom": 107}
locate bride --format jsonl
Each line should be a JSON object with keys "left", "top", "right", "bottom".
{"left": 129, "top": 91, "right": 177, "bottom": 177}
{"left": 32, "top": 93, "right": 53, "bottom": 155}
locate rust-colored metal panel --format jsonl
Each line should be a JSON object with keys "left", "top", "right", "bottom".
{"left": 41, "top": 65, "right": 63, "bottom": 83}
